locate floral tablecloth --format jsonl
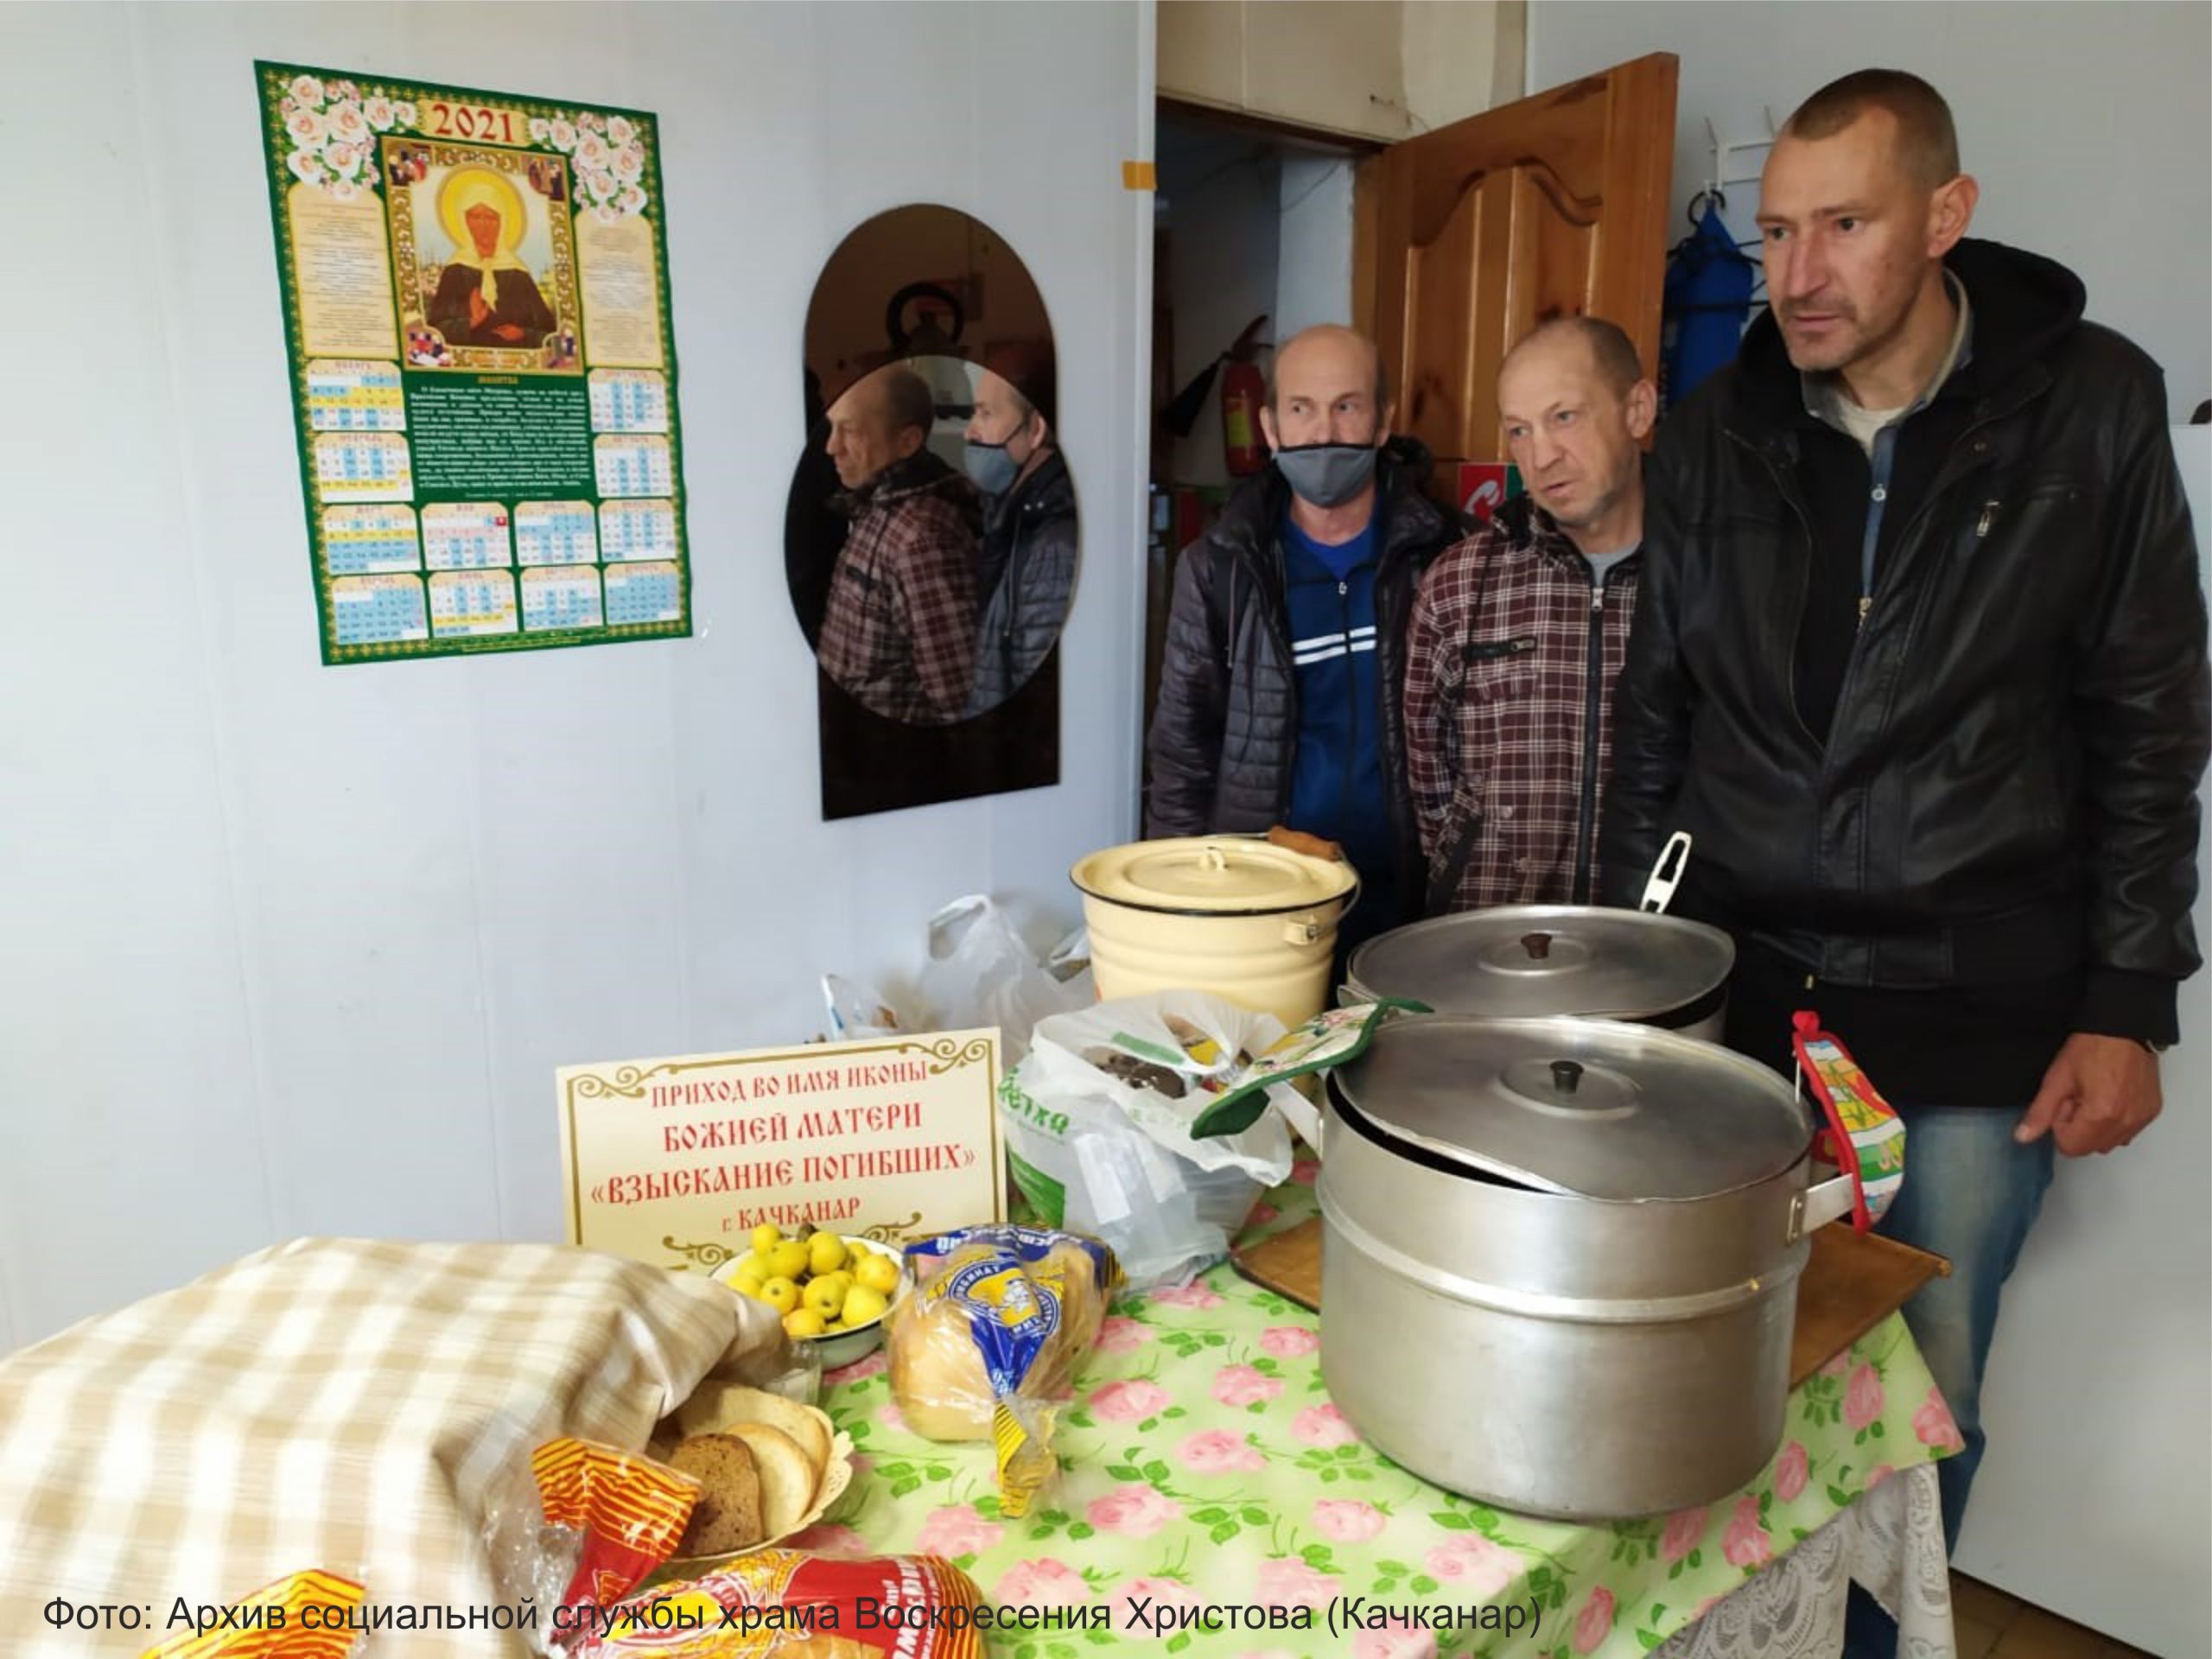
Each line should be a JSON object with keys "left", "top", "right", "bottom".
{"left": 798, "top": 1173, "right": 1963, "bottom": 1658}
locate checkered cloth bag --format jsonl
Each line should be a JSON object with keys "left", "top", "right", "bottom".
{"left": 0, "top": 1238, "right": 785, "bottom": 1656}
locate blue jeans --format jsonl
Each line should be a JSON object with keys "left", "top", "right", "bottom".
{"left": 1842, "top": 1107, "right": 2056, "bottom": 1658}
{"left": 1876, "top": 1107, "right": 2057, "bottom": 1549}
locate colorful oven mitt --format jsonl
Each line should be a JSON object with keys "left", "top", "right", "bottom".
{"left": 1791, "top": 1011, "right": 1906, "bottom": 1230}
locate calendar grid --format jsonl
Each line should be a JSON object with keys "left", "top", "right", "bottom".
{"left": 258, "top": 60, "right": 692, "bottom": 666}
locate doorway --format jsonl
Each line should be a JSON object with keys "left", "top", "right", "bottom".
{"left": 1139, "top": 58, "right": 1680, "bottom": 826}
{"left": 1141, "top": 102, "right": 1381, "bottom": 808}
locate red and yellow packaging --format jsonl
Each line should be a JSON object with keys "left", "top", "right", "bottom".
{"left": 137, "top": 1570, "right": 366, "bottom": 1659}
{"left": 566, "top": 1551, "right": 986, "bottom": 1658}
{"left": 534, "top": 1437, "right": 702, "bottom": 1623}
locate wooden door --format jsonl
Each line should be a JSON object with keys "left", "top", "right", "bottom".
{"left": 1356, "top": 54, "right": 1678, "bottom": 504}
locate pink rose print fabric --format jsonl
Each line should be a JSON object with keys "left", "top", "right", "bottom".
{"left": 1087, "top": 1483, "right": 1181, "bottom": 1538}
{"left": 1573, "top": 1586, "right": 1617, "bottom": 1654}
{"left": 1091, "top": 1378, "right": 1173, "bottom": 1422}
{"left": 1775, "top": 1441, "right": 1810, "bottom": 1503}
{"left": 1913, "top": 1387, "right": 1965, "bottom": 1452}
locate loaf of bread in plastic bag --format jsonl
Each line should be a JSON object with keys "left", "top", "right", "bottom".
{"left": 884, "top": 1226, "right": 1119, "bottom": 1515}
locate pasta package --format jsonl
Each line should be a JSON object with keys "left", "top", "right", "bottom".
{"left": 568, "top": 1552, "right": 985, "bottom": 1659}
{"left": 886, "top": 1225, "right": 1119, "bottom": 1516}
{"left": 137, "top": 1570, "right": 366, "bottom": 1658}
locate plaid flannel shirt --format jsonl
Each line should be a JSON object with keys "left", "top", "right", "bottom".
{"left": 817, "top": 452, "right": 981, "bottom": 724}
{"left": 1403, "top": 496, "right": 1641, "bottom": 912}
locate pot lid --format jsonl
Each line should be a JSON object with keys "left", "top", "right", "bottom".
{"left": 1071, "top": 835, "right": 1357, "bottom": 915}
{"left": 1345, "top": 906, "right": 1733, "bottom": 1019}
{"left": 1332, "top": 1015, "right": 1811, "bottom": 1200}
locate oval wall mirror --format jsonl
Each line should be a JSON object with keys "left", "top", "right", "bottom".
{"left": 786, "top": 205, "right": 1076, "bottom": 730}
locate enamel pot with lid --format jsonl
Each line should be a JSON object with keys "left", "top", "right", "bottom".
{"left": 1071, "top": 834, "right": 1358, "bottom": 1031}
{"left": 1315, "top": 1014, "right": 1860, "bottom": 1522}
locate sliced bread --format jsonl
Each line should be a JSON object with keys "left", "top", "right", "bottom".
{"left": 668, "top": 1433, "right": 765, "bottom": 1557}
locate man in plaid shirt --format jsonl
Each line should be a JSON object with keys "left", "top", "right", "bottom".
{"left": 1405, "top": 318, "right": 1657, "bottom": 912}
{"left": 817, "top": 365, "right": 982, "bottom": 724}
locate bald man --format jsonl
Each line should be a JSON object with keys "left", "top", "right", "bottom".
{"left": 1147, "top": 324, "right": 1465, "bottom": 959}
{"left": 1405, "top": 317, "right": 1656, "bottom": 913}
{"left": 817, "top": 365, "right": 981, "bottom": 724}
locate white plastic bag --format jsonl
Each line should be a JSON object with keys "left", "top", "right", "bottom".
{"left": 916, "top": 895, "right": 1090, "bottom": 1065}
{"left": 821, "top": 972, "right": 907, "bottom": 1040}
{"left": 1000, "top": 991, "right": 1296, "bottom": 1290}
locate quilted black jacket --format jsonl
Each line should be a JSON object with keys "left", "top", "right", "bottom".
{"left": 1144, "top": 438, "right": 1463, "bottom": 920}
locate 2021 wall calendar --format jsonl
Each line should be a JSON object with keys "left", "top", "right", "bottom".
{"left": 256, "top": 61, "right": 692, "bottom": 663}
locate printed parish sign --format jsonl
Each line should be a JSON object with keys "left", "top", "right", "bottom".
{"left": 556, "top": 1031, "right": 1005, "bottom": 1272}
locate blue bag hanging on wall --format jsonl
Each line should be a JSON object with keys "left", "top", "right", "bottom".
{"left": 1662, "top": 198, "right": 1758, "bottom": 410}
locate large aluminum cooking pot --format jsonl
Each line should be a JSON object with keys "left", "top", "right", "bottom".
{"left": 1344, "top": 905, "right": 1735, "bottom": 1040}
{"left": 1316, "top": 1014, "right": 1857, "bottom": 1522}
{"left": 1344, "top": 832, "right": 1733, "bottom": 1041}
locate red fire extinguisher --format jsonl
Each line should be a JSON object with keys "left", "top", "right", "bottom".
{"left": 1160, "top": 315, "right": 1273, "bottom": 478}
{"left": 1219, "top": 315, "right": 1271, "bottom": 477}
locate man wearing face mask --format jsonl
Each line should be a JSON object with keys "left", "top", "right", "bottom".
{"left": 1147, "top": 324, "right": 1464, "bottom": 957}
{"left": 963, "top": 352, "right": 1077, "bottom": 715}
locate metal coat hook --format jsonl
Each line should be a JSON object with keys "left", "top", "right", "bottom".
{"left": 1700, "top": 107, "right": 1782, "bottom": 213}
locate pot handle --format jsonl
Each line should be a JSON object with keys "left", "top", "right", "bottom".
{"left": 1790, "top": 1170, "right": 1861, "bottom": 1243}
{"left": 1640, "top": 831, "right": 1694, "bottom": 914}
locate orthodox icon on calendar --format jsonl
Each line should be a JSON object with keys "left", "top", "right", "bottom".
{"left": 386, "top": 149, "right": 579, "bottom": 368}
{"left": 260, "top": 63, "right": 690, "bottom": 664}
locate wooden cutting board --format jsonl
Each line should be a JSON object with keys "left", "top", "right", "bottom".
{"left": 1230, "top": 1217, "right": 1948, "bottom": 1390}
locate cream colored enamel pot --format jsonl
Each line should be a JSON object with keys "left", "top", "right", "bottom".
{"left": 1071, "top": 835, "right": 1358, "bottom": 1030}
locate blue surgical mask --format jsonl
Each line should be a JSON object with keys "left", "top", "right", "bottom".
{"left": 1274, "top": 442, "right": 1379, "bottom": 507}
{"left": 963, "top": 437, "right": 1020, "bottom": 496}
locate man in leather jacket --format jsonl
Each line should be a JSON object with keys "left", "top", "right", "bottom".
{"left": 1146, "top": 325, "right": 1465, "bottom": 957}
{"left": 1601, "top": 71, "right": 2209, "bottom": 1560}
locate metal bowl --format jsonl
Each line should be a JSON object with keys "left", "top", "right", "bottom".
{"left": 711, "top": 1235, "right": 906, "bottom": 1369}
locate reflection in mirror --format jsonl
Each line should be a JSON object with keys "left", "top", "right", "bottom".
{"left": 814, "top": 356, "right": 984, "bottom": 726}
{"left": 791, "top": 206, "right": 1075, "bottom": 818}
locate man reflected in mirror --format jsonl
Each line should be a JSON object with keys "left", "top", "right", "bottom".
{"left": 963, "top": 346, "right": 1077, "bottom": 715}
{"left": 817, "top": 365, "right": 982, "bottom": 724}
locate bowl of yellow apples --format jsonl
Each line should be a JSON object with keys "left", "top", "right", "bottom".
{"left": 711, "top": 1224, "right": 907, "bottom": 1370}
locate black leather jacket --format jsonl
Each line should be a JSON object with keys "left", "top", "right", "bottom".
{"left": 1145, "top": 438, "right": 1462, "bottom": 919}
{"left": 1601, "top": 239, "right": 2209, "bottom": 1034}
{"left": 967, "top": 449, "right": 1078, "bottom": 715}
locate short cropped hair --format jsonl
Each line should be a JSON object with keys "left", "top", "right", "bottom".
{"left": 880, "top": 366, "right": 938, "bottom": 441}
{"left": 1783, "top": 69, "right": 1960, "bottom": 188}
{"left": 1263, "top": 340, "right": 1392, "bottom": 410}
{"left": 1505, "top": 316, "right": 1644, "bottom": 397}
